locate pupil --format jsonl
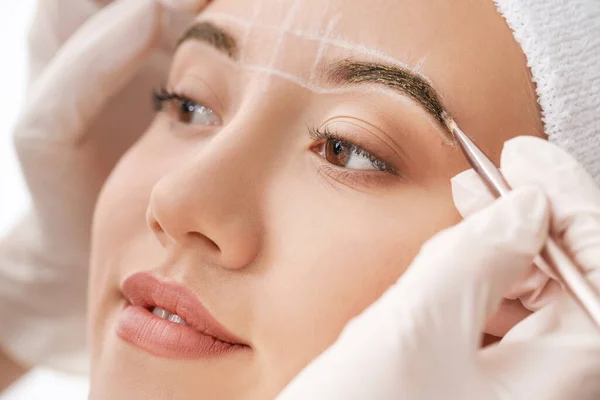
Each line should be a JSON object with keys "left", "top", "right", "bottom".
{"left": 183, "top": 101, "right": 195, "bottom": 113}
{"left": 178, "top": 100, "right": 195, "bottom": 123}
{"left": 333, "top": 141, "right": 344, "bottom": 155}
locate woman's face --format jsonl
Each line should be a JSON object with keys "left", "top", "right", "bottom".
{"left": 89, "top": 0, "right": 543, "bottom": 398}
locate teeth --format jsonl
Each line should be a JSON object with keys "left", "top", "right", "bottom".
{"left": 168, "top": 314, "right": 187, "bottom": 325}
{"left": 151, "top": 307, "right": 188, "bottom": 326}
{"left": 152, "top": 307, "right": 171, "bottom": 319}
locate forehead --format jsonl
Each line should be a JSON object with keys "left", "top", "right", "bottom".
{"left": 202, "top": 0, "right": 448, "bottom": 72}
{"left": 200, "top": 0, "right": 500, "bottom": 68}
{"left": 197, "top": 0, "right": 541, "bottom": 152}
{"left": 198, "top": 0, "right": 519, "bottom": 97}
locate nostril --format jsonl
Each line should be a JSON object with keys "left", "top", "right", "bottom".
{"left": 149, "top": 218, "right": 171, "bottom": 247}
{"left": 149, "top": 219, "right": 164, "bottom": 235}
{"left": 187, "top": 231, "right": 221, "bottom": 253}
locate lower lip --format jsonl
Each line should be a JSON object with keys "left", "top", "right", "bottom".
{"left": 116, "top": 305, "right": 242, "bottom": 359}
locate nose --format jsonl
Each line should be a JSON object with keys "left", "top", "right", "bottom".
{"left": 146, "top": 133, "right": 263, "bottom": 270}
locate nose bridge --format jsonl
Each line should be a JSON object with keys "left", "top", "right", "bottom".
{"left": 189, "top": 98, "right": 285, "bottom": 201}
{"left": 148, "top": 115, "right": 273, "bottom": 269}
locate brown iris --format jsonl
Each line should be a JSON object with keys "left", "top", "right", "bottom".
{"left": 176, "top": 99, "right": 197, "bottom": 124}
{"left": 325, "top": 139, "right": 352, "bottom": 167}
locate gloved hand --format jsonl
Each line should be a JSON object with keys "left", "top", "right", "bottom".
{"left": 0, "top": 0, "right": 209, "bottom": 373}
{"left": 277, "top": 136, "right": 600, "bottom": 400}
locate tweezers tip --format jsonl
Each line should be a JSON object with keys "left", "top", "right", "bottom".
{"left": 440, "top": 111, "right": 460, "bottom": 147}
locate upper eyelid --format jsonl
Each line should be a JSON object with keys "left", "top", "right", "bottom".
{"left": 168, "top": 44, "right": 233, "bottom": 115}
{"left": 321, "top": 116, "right": 408, "bottom": 163}
{"left": 170, "top": 76, "right": 226, "bottom": 117}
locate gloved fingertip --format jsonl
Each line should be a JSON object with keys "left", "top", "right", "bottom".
{"left": 501, "top": 135, "right": 577, "bottom": 171}
{"left": 501, "top": 135, "right": 600, "bottom": 222}
{"left": 462, "top": 187, "right": 549, "bottom": 320}
{"left": 504, "top": 135, "right": 548, "bottom": 150}
{"left": 507, "top": 186, "right": 550, "bottom": 237}
{"left": 450, "top": 186, "right": 550, "bottom": 285}
{"left": 451, "top": 169, "right": 495, "bottom": 217}
{"left": 158, "top": 0, "right": 209, "bottom": 13}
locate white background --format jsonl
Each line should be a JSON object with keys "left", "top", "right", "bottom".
{"left": 0, "top": 0, "right": 31, "bottom": 235}
{"left": 0, "top": 1, "right": 89, "bottom": 398}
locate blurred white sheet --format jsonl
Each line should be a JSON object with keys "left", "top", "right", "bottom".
{"left": 1, "top": 369, "right": 89, "bottom": 400}
{"left": 0, "top": 0, "right": 31, "bottom": 236}
{"left": 0, "top": 1, "right": 89, "bottom": 398}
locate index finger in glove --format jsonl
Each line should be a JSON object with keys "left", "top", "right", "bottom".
{"left": 501, "top": 136, "right": 600, "bottom": 274}
{"left": 395, "top": 187, "right": 549, "bottom": 352}
{"left": 453, "top": 137, "right": 600, "bottom": 274}
{"left": 501, "top": 137, "right": 600, "bottom": 336}
{"left": 14, "top": 0, "right": 162, "bottom": 147}
{"left": 450, "top": 137, "right": 600, "bottom": 312}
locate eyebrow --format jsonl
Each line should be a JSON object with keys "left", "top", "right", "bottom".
{"left": 327, "top": 60, "right": 448, "bottom": 132}
{"left": 178, "top": 22, "right": 450, "bottom": 136}
{"left": 177, "top": 21, "right": 238, "bottom": 59}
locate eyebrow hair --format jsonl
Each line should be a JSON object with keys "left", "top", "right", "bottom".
{"left": 177, "top": 23, "right": 452, "bottom": 138}
{"left": 327, "top": 60, "right": 449, "bottom": 133}
{"left": 177, "top": 21, "right": 238, "bottom": 59}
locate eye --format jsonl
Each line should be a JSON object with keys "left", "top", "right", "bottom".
{"left": 319, "top": 139, "right": 377, "bottom": 170}
{"left": 310, "top": 127, "right": 393, "bottom": 173}
{"left": 153, "top": 88, "right": 221, "bottom": 126}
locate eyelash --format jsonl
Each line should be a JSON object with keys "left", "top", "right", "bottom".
{"left": 308, "top": 125, "right": 397, "bottom": 175}
{"left": 153, "top": 87, "right": 192, "bottom": 112}
{"left": 152, "top": 86, "right": 222, "bottom": 128}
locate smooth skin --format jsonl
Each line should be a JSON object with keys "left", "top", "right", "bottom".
{"left": 88, "top": 0, "right": 545, "bottom": 399}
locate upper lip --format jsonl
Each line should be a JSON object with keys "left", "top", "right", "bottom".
{"left": 121, "top": 272, "right": 245, "bottom": 346}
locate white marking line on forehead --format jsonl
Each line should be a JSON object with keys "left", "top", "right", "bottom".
{"left": 413, "top": 55, "right": 429, "bottom": 75}
{"left": 268, "top": 0, "right": 302, "bottom": 69}
{"left": 201, "top": 11, "right": 423, "bottom": 76}
{"left": 309, "top": 14, "right": 340, "bottom": 83}
{"left": 242, "top": 64, "right": 406, "bottom": 98}
{"left": 199, "top": 50, "right": 437, "bottom": 107}
{"left": 239, "top": 0, "right": 264, "bottom": 62}
{"left": 243, "top": 64, "right": 326, "bottom": 92}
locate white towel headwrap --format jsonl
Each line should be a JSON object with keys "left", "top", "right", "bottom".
{"left": 494, "top": 0, "right": 600, "bottom": 186}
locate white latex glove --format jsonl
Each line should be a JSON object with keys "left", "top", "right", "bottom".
{"left": 277, "top": 136, "right": 600, "bottom": 400}
{"left": 26, "top": 0, "right": 207, "bottom": 83}
{"left": 0, "top": 0, "right": 208, "bottom": 373}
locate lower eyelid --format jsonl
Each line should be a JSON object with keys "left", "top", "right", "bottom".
{"left": 317, "top": 165, "right": 373, "bottom": 192}
{"left": 156, "top": 112, "right": 216, "bottom": 139}
{"left": 313, "top": 157, "right": 404, "bottom": 191}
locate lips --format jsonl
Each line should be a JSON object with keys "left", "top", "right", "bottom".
{"left": 116, "top": 272, "right": 247, "bottom": 359}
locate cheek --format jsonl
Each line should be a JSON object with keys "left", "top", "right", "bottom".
{"left": 252, "top": 170, "right": 461, "bottom": 376}
{"left": 91, "top": 119, "right": 194, "bottom": 263}
{"left": 89, "top": 125, "right": 191, "bottom": 340}
{"left": 92, "top": 140, "right": 160, "bottom": 266}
